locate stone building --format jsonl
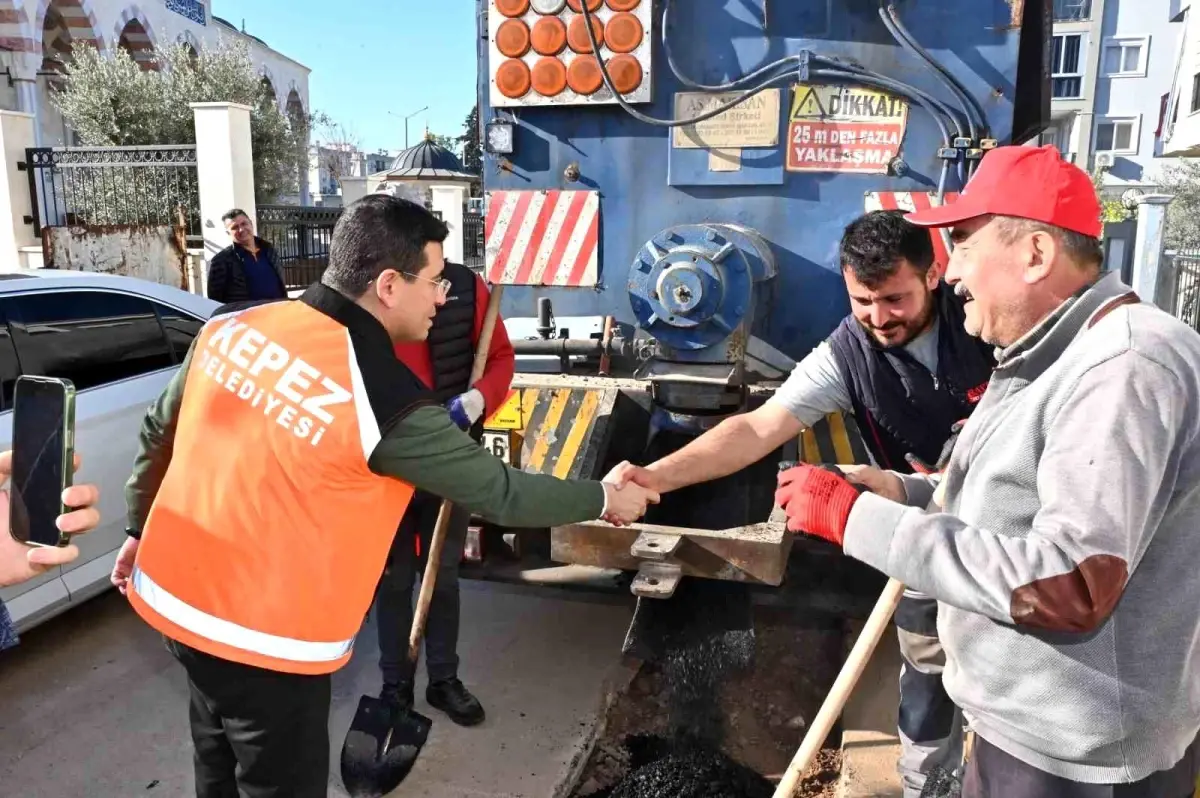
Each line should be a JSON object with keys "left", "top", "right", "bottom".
{"left": 0, "top": 0, "right": 310, "bottom": 159}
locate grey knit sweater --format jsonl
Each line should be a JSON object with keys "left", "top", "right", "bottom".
{"left": 844, "top": 271, "right": 1200, "bottom": 782}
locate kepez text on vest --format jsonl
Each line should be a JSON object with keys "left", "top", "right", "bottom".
{"left": 199, "top": 314, "right": 353, "bottom": 447}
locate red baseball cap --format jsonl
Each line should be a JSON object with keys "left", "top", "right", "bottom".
{"left": 904, "top": 144, "right": 1103, "bottom": 238}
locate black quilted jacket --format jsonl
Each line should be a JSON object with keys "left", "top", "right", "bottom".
{"left": 206, "top": 238, "right": 287, "bottom": 303}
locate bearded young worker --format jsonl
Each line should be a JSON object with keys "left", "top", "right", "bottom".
{"left": 374, "top": 260, "right": 515, "bottom": 727}
{"left": 111, "top": 196, "right": 659, "bottom": 798}
{"left": 607, "top": 209, "right": 995, "bottom": 796}
{"left": 777, "top": 144, "right": 1200, "bottom": 798}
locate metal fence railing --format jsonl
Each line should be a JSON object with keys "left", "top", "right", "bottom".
{"left": 255, "top": 203, "right": 485, "bottom": 288}
{"left": 256, "top": 204, "right": 343, "bottom": 290}
{"left": 1171, "top": 254, "right": 1200, "bottom": 332}
{"left": 24, "top": 145, "right": 201, "bottom": 243}
{"left": 463, "top": 210, "right": 485, "bottom": 271}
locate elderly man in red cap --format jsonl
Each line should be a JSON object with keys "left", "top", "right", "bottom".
{"left": 775, "top": 144, "right": 1200, "bottom": 797}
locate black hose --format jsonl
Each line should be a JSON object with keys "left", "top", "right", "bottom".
{"left": 649, "top": 0, "right": 958, "bottom": 145}
{"left": 660, "top": 0, "right": 799, "bottom": 92}
{"left": 812, "top": 68, "right": 953, "bottom": 149}
{"left": 588, "top": 9, "right": 960, "bottom": 143}
{"left": 582, "top": 0, "right": 968, "bottom": 194}
{"left": 579, "top": 1, "right": 795, "bottom": 128}
{"left": 815, "top": 69, "right": 957, "bottom": 200}
{"left": 881, "top": 2, "right": 988, "bottom": 140}
{"left": 812, "top": 60, "right": 956, "bottom": 147}
{"left": 879, "top": 5, "right": 975, "bottom": 140}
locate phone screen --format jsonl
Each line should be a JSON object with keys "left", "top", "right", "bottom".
{"left": 10, "top": 378, "right": 72, "bottom": 547}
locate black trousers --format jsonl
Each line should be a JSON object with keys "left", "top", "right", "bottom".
{"left": 166, "top": 637, "right": 331, "bottom": 798}
{"left": 374, "top": 490, "right": 469, "bottom": 686}
{"left": 963, "top": 731, "right": 1200, "bottom": 798}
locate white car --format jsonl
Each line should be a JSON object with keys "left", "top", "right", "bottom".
{"left": 0, "top": 270, "right": 218, "bottom": 634}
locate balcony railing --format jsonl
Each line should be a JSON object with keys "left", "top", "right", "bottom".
{"left": 1054, "top": 0, "right": 1091, "bottom": 21}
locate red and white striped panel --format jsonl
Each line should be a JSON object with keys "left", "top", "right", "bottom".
{"left": 866, "top": 191, "right": 961, "bottom": 271}
{"left": 485, "top": 190, "right": 599, "bottom": 287}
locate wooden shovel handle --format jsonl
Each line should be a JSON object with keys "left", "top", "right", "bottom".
{"left": 408, "top": 282, "right": 505, "bottom": 662}
{"left": 772, "top": 577, "right": 906, "bottom": 797}
{"left": 407, "top": 501, "right": 456, "bottom": 660}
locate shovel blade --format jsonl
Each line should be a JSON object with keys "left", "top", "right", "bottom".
{"left": 340, "top": 695, "right": 432, "bottom": 797}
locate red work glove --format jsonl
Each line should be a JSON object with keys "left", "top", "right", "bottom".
{"left": 774, "top": 464, "right": 864, "bottom": 546}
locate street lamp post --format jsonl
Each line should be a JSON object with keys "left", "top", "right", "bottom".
{"left": 389, "top": 106, "right": 429, "bottom": 149}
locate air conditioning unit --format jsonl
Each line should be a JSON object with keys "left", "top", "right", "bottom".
{"left": 1096, "top": 152, "right": 1115, "bottom": 169}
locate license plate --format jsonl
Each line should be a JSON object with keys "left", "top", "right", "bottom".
{"left": 482, "top": 430, "right": 513, "bottom": 465}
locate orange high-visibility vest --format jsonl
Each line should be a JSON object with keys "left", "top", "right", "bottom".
{"left": 127, "top": 293, "right": 423, "bottom": 675}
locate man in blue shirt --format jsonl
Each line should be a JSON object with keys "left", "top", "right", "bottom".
{"left": 206, "top": 209, "right": 288, "bottom": 303}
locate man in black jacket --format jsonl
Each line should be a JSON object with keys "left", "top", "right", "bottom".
{"left": 206, "top": 209, "right": 288, "bottom": 304}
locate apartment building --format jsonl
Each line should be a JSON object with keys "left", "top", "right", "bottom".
{"left": 1040, "top": 0, "right": 1180, "bottom": 198}
{"left": 1158, "top": 1, "right": 1200, "bottom": 157}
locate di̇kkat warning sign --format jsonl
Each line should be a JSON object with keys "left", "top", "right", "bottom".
{"left": 786, "top": 83, "right": 910, "bottom": 174}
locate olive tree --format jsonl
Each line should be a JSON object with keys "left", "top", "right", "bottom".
{"left": 51, "top": 39, "right": 309, "bottom": 203}
{"left": 1155, "top": 160, "right": 1200, "bottom": 252}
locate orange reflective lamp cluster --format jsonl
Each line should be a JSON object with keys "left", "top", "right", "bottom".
{"left": 492, "top": 0, "right": 646, "bottom": 100}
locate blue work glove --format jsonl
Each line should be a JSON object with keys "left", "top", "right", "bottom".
{"left": 446, "top": 388, "right": 485, "bottom": 431}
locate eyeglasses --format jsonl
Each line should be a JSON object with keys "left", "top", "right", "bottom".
{"left": 370, "top": 272, "right": 452, "bottom": 297}
{"left": 412, "top": 273, "right": 452, "bottom": 297}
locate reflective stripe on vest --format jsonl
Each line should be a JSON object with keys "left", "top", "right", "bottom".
{"left": 131, "top": 566, "right": 354, "bottom": 664}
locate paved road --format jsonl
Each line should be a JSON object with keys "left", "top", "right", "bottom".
{"left": 0, "top": 578, "right": 635, "bottom": 797}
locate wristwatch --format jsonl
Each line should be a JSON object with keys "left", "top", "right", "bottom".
{"left": 124, "top": 525, "right": 142, "bottom": 540}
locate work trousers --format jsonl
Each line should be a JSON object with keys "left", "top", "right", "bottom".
{"left": 165, "top": 637, "right": 331, "bottom": 798}
{"left": 374, "top": 490, "right": 470, "bottom": 686}
{"left": 962, "top": 731, "right": 1200, "bottom": 798}
{"left": 895, "top": 592, "right": 963, "bottom": 798}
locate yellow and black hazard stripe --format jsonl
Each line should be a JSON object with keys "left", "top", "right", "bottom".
{"left": 798, "top": 411, "right": 872, "bottom": 467}
{"left": 521, "top": 386, "right": 612, "bottom": 479}
{"left": 485, "top": 387, "right": 872, "bottom": 473}
{"left": 484, "top": 386, "right": 615, "bottom": 479}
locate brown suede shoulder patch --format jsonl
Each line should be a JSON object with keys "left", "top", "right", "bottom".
{"left": 1010, "top": 554, "right": 1129, "bottom": 632}
{"left": 1087, "top": 292, "right": 1140, "bottom": 329}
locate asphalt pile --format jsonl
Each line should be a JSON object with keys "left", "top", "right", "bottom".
{"left": 593, "top": 735, "right": 773, "bottom": 798}
{"left": 598, "top": 579, "right": 770, "bottom": 798}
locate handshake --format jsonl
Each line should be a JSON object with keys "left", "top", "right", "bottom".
{"left": 598, "top": 461, "right": 664, "bottom": 527}
{"left": 596, "top": 458, "right": 909, "bottom": 546}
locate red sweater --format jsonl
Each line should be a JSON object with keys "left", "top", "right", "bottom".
{"left": 392, "top": 273, "right": 515, "bottom": 417}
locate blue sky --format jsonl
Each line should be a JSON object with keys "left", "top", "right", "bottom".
{"left": 210, "top": 0, "right": 479, "bottom": 153}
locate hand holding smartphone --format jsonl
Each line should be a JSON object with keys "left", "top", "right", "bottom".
{"left": 9, "top": 375, "right": 76, "bottom": 548}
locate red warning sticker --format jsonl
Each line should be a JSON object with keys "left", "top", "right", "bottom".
{"left": 786, "top": 84, "right": 910, "bottom": 174}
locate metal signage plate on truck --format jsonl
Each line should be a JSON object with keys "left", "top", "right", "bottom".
{"left": 671, "top": 89, "right": 781, "bottom": 149}
{"left": 785, "top": 83, "right": 909, "bottom": 174}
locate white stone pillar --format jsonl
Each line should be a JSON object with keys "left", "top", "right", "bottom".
{"left": 340, "top": 175, "right": 369, "bottom": 205}
{"left": 299, "top": 133, "right": 312, "bottom": 205}
{"left": 13, "top": 78, "right": 41, "bottom": 148}
{"left": 191, "top": 102, "right": 256, "bottom": 274}
{"left": 1130, "top": 194, "right": 1176, "bottom": 308}
{"left": 0, "top": 111, "right": 38, "bottom": 270}
{"left": 430, "top": 183, "right": 466, "bottom": 264}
